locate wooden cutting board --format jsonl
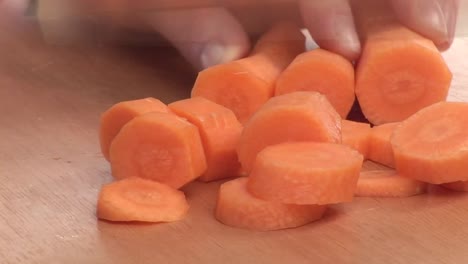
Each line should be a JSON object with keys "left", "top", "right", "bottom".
{"left": 1, "top": 12, "right": 468, "bottom": 264}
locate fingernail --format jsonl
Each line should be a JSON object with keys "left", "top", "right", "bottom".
{"left": 200, "top": 42, "right": 244, "bottom": 69}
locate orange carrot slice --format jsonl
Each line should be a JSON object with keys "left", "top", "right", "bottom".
{"left": 237, "top": 91, "right": 341, "bottom": 173}
{"left": 191, "top": 22, "right": 305, "bottom": 124}
{"left": 367, "top": 122, "right": 399, "bottom": 168}
{"left": 341, "top": 120, "right": 371, "bottom": 159}
{"left": 442, "top": 181, "right": 468, "bottom": 192}
{"left": 352, "top": 0, "right": 452, "bottom": 125}
{"left": 247, "top": 142, "right": 363, "bottom": 205}
{"left": 215, "top": 177, "right": 327, "bottom": 231}
{"left": 99, "top": 97, "right": 171, "bottom": 161}
{"left": 97, "top": 178, "right": 189, "bottom": 223}
{"left": 275, "top": 48, "right": 355, "bottom": 118}
{"left": 168, "top": 97, "right": 243, "bottom": 182}
{"left": 109, "top": 112, "right": 207, "bottom": 189}
{"left": 391, "top": 102, "right": 468, "bottom": 184}
{"left": 355, "top": 169, "right": 427, "bottom": 197}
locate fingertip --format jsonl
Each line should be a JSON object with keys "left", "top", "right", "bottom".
{"left": 300, "top": 0, "right": 362, "bottom": 61}
{"left": 334, "top": 31, "right": 362, "bottom": 61}
{"left": 315, "top": 38, "right": 361, "bottom": 61}
{"left": 147, "top": 7, "right": 250, "bottom": 71}
{"left": 391, "top": 0, "right": 459, "bottom": 50}
{"left": 200, "top": 42, "right": 249, "bottom": 69}
{"left": 341, "top": 46, "right": 361, "bottom": 62}
{"left": 436, "top": 39, "right": 453, "bottom": 52}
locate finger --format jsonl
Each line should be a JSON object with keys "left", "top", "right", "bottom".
{"left": 146, "top": 7, "right": 250, "bottom": 70}
{"left": 37, "top": 0, "right": 98, "bottom": 45}
{"left": 77, "top": 0, "right": 302, "bottom": 37}
{"left": 84, "top": 0, "right": 297, "bottom": 12}
{"left": 228, "top": 1, "right": 302, "bottom": 37}
{"left": 391, "top": 0, "right": 460, "bottom": 50}
{"left": 299, "top": 0, "right": 361, "bottom": 61}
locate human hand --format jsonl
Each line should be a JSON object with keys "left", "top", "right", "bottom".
{"left": 7, "top": 0, "right": 460, "bottom": 70}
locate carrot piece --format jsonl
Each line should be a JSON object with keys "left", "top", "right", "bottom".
{"left": 191, "top": 22, "right": 305, "bottom": 124}
{"left": 215, "top": 177, "right": 326, "bottom": 231}
{"left": 367, "top": 122, "right": 399, "bottom": 168}
{"left": 275, "top": 48, "right": 355, "bottom": 118}
{"left": 237, "top": 91, "right": 341, "bottom": 173}
{"left": 442, "top": 181, "right": 468, "bottom": 192}
{"left": 97, "top": 178, "right": 189, "bottom": 223}
{"left": 168, "top": 97, "right": 243, "bottom": 182}
{"left": 351, "top": 0, "right": 452, "bottom": 125}
{"left": 99, "top": 98, "right": 171, "bottom": 161}
{"left": 355, "top": 169, "right": 427, "bottom": 198}
{"left": 109, "top": 112, "right": 207, "bottom": 189}
{"left": 391, "top": 102, "right": 468, "bottom": 184}
{"left": 341, "top": 120, "right": 371, "bottom": 159}
{"left": 247, "top": 142, "right": 363, "bottom": 205}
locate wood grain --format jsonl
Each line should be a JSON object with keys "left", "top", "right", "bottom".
{"left": 1, "top": 11, "right": 468, "bottom": 264}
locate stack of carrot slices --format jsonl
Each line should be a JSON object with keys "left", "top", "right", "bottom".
{"left": 98, "top": 96, "right": 243, "bottom": 223}
{"left": 95, "top": 4, "right": 468, "bottom": 232}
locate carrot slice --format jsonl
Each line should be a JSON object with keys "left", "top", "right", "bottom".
{"left": 99, "top": 98, "right": 171, "bottom": 161}
{"left": 191, "top": 22, "right": 305, "bottom": 124}
{"left": 275, "top": 48, "right": 355, "bottom": 118}
{"left": 391, "top": 102, "right": 468, "bottom": 184}
{"left": 109, "top": 112, "right": 207, "bottom": 189}
{"left": 355, "top": 169, "right": 427, "bottom": 198}
{"left": 97, "top": 178, "right": 189, "bottom": 222}
{"left": 237, "top": 91, "right": 342, "bottom": 173}
{"left": 367, "top": 122, "right": 399, "bottom": 168}
{"left": 215, "top": 177, "right": 327, "bottom": 231}
{"left": 351, "top": 0, "right": 452, "bottom": 125}
{"left": 168, "top": 97, "right": 243, "bottom": 182}
{"left": 341, "top": 120, "right": 371, "bottom": 159}
{"left": 247, "top": 142, "right": 363, "bottom": 205}
{"left": 442, "top": 181, "right": 468, "bottom": 192}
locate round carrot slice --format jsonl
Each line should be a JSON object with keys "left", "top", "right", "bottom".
{"left": 168, "top": 97, "right": 243, "bottom": 182}
{"left": 275, "top": 49, "right": 355, "bottom": 118}
{"left": 237, "top": 91, "right": 342, "bottom": 174}
{"left": 441, "top": 181, "right": 468, "bottom": 192}
{"left": 97, "top": 178, "right": 189, "bottom": 223}
{"left": 109, "top": 112, "right": 207, "bottom": 189}
{"left": 215, "top": 177, "right": 327, "bottom": 231}
{"left": 355, "top": 170, "right": 427, "bottom": 197}
{"left": 99, "top": 97, "right": 171, "bottom": 161}
{"left": 391, "top": 102, "right": 468, "bottom": 184}
{"left": 247, "top": 142, "right": 363, "bottom": 205}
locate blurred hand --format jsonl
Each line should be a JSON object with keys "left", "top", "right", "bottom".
{"left": 6, "top": 0, "right": 460, "bottom": 70}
